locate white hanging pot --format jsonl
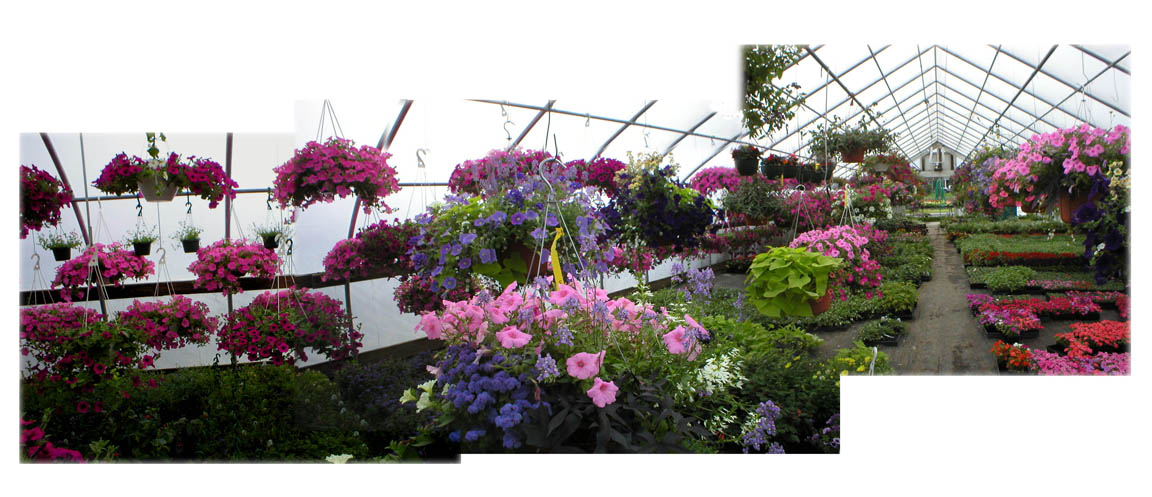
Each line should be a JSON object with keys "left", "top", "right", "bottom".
{"left": 871, "top": 162, "right": 891, "bottom": 173}
{"left": 138, "top": 175, "right": 178, "bottom": 202}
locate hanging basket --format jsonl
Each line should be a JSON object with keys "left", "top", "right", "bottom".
{"left": 760, "top": 162, "right": 783, "bottom": 179}
{"left": 137, "top": 176, "right": 179, "bottom": 202}
{"left": 262, "top": 235, "right": 280, "bottom": 250}
{"left": 871, "top": 162, "right": 891, "bottom": 173}
{"left": 50, "top": 247, "right": 72, "bottom": 262}
{"left": 181, "top": 239, "right": 201, "bottom": 253}
{"left": 1019, "top": 201, "right": 1042, "bottom": 214}
{"left": 1058, "top": 190, "right": 1097, "bottom": 224}
{"left": 132, "top": 242, "right": 152, "bottom": 257}
{"left": 809, "top": 288, "right": 833, "bottom": 315}
{"left": 735, "top": 157, "right": 759, "bottom": 176}
{"left": 841, "top": 148, "right": 866, "bottom": 163}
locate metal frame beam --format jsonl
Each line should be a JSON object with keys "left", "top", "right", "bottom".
{"left": 867, "top": 44, "right": 917, "bottom": 151}
{"left": 507, "top": 100, "right": 556, "bottom": 151}
{"left": 663, "top": 111, "right": 717, "bottom": 155}
{"left": 1007, "top": 51, "right": 1130, "bottom": 143}
{"left": 683, "top": 131, "right": 748, "bottom": 180}
{"left": 348, "top": 99, "right": 413, "bottom": 238}
{"left": 957, "top": 45, "right": 1000, "bottom": 147}
{"left": 765, "top": 45, "right": 933, "bottom": 149}
{"left": 962, "top": 45, "right": 1058, "bottom": 164}
{"left": 995, "top": 45, "right": 1129, "bottom": 118}
{"left": 934, "top": 47, "right": 1070, "bottom": 131}
{"left": 1071, "top": 45, "right": 1130, "bottom": 75}
{"left": 39, "top": 133, "right": 91, "bottom": 246}
{"left": 932, "top": 79, "right": 1050, "bottom": 138}
{"left": 591, "top": 100, "right": 657, "bottom": 161}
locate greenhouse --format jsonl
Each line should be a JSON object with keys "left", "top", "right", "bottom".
{"left": 16, "top": 43, "right": 1132, "bottom": 464}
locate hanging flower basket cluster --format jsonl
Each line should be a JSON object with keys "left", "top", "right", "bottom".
{"left": 20, "top": 165, "right": 74, "bottom": 239}
{"left": 219, "top": 287, "right": 362, "bottom": 365}
{"left": 394, "top": 274, "right": 487, "bottom": 314}
{"left": 93, "top": 153, "right": 237, "bottom": 207}
{"left": 51, "top": 243, "right": 155, "bottom": 300}
{"left": 566, "top": 157, "right": 626, "bottom": 196}
{"left": 20, "top": 303, "right": 151, "bottom": 387}
{"left": 116, "top": 296, "right": 218, "bottom": 351}
{"left": 447, "top": 148, "right": 565, "bottom": 197}
{"left": 187, "top": 239, "right": 280, "bottom": 296}
{"left": 789, "top": 225, "right": 884, "bottom": 301}
{"left": 272, "top": 137, "right": 400, "bottom": 213}
{"left": 321, "top": 218, "right": 420, "bottom": 282}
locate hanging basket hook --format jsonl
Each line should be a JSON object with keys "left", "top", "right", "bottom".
{"left": 416, "top": 148, "right": 428, "bottom": 169}
{"left": 30, "top": 253, "right": 40, "bottom": 271}
{"left": 504, "top": 121, "right": 514, "bottom": 141}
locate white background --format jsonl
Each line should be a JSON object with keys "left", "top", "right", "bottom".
{"left": 2, "top": 0, "right": 1148, "bottom": 495}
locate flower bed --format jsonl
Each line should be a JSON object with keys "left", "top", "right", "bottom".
{"left": 1054, "top": 321, "right": 1129, "bottom": 358}
{"left": 1028, "top": 349, "right": 1129, "bottom": 375}
{"left": 51, "top": 243, "right": 155, "bottom": 300}
{"left": 220, "top": 288, "right": 362, "bottom": 365}
{"left": 990, "top": 340, "right": 1033, "bottom": 373}
{"left": 273, "top": 137, "right": 400, "bottom": 213}
{"left": 20, "top": 164, "right": 73, "bottom": 239}
{"left": 188, "top": 239, "right": 280, "bottom": 296}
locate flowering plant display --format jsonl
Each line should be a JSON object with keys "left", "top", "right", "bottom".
{"left": 990, "top": 340, "right": 1033, "bottom": 371}
{"left": 745, "top": 247, "right": 842, "bottom": 317}
{"left": 566, "top": 157, "right": 626, "bottom": 196}
{"left": 1072, "top": 159, "right": 1129, "bottom": 284}
{"left": 411, "top": 157, "right": 608, "bottom": 290}
{"left": 790, "top": 225, "right": 884, "bottom": 301}
{"left": 688, "top": 166, "right": 757, "bottom": 196}
{"left": 187, "top": 239, "right": 280, "bottom": 296}
{"left": 998, "top": 124, "right": 1130, "bottom": 209}
{"left": 781, "top": 188, "right": 836, "bottom": 232}
{"left": 219, "top": 287, "right": 362, "bottom": 365}
{"left": 93, "top": 134, "right": 237, "bottom": 208}
{"left": 806, "top": 117, "right": 897, "bottom": 160}
{"left": 831, "top": 186, "right": 892, "bottom": 225}
{"left": 38, "top": 231, "right": 82, "bottom": 251}
{"left": 600, "top": 153, "right": 716, "bottom": 253}
{"left": 20, "top": 164, "right": 73, "bottom": 239}
{"left": 447, "top": 148, "right": 565, "bottom": 197}
{"left": 322, "top": 218, "right": 419, "bottom": 282}
{"left": 51, "top": 243, "right": 155, "bottom": 300}
{"left": 721, "top": 177, "right": 785, "bottom": 226}
{"left": 954, "top": 146, "right": 1014, "bottom": 215}
{"left": 403, "top": 279, "right": 715, "bottom": 451}
{"left": 1055, "top": 321, "right": 1129, "bottom": 359}
{"left": 393, "top": 274, "right": 488, "bottom": 315}
{"left": 273, "top": 137, "right": 400, "bottom": 213}
{"left": 115, "top": 296, "right": 217, "bottom": 351}
{"left": 20, "top": 418, "right": 85, "bottom": 462}
{"left": 20, "top": 303, "right": 151, "bottom": 388}
{"left": 977, "top": 305, "right": 1042, "bottom": 337}
{"left": 1028, "top": 349, "right": 1129, "bottom": 376}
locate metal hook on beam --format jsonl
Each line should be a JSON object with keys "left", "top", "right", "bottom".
{"left": 416, "top": 148, "right": 428, "bottom": 168}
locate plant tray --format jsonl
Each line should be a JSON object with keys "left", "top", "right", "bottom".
{"left": 1045, "top": 344, "right": 1067, "bottom": 356}
{"left": 862, "top": 333, "right": 904, "bottom": 347}
{"left": 996, "top": 362, "right": 1033, "bottom": 375}
{"left": 968, "top": 281, "right": 987, "bottom": 289}
{"left": 983, "top": 324, "right": 1040, "bottom": 340}
{"left": 1043, "top": 311, "right": 1101, "bottom": 321}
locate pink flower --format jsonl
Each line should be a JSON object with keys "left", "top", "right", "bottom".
{"left": 495, "top": 325, "right": 532, "bottom": 349}
{"left": 586, "top": 377, "right": 619, "bottom": 408}
{"left": 663, "top": 326, "right": 689, "bottom": 355}
{"left": 417, "top": 313, "right": 443, "bottom": 340}
{"left": 549, "top": 284, "right": 580, "bottom": 307}
{"left": 566, "top": 350, "right": 604, "bottom": 379}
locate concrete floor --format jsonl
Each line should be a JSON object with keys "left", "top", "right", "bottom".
{"left": 713, "top": 222, "right": 1121, "bottom": 375}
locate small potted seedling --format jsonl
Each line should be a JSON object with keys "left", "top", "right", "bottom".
{"left": 126, "top": 225, "right": 158, "bottom": 256}
{"left": 172, "top": 221, "right": 203, "bottom": 253}
{"left": 38, "top": 231, "right": 83, "bottom": 261}
{"left": 253, "top": 222, "right": 291, "bottom": 250}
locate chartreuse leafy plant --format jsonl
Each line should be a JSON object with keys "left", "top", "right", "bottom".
{"left": 746, "top": 247, "right": 842, "bottom": 318}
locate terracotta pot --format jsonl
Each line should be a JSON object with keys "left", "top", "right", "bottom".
{"left": 1020, "top": 201, "right": 1042, "bottom": 214}
{"left": 735, "top": 157, "right": 759, "bottom": 176}
{"left": 138, "top": 176, "right": 178, "bottom": 202}
{"left": 809, "top": 287, "right": 833, "bottom": 315}
{"left": 841, "top": 148, "right": 865, "bottom": 163}
{"left": 1059, "top": 190, "right": 1097, "bottom": 224}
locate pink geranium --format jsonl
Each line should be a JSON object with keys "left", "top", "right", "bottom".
{"left": 495, "top": 325, "right": 532, "bottom": 349}
{"left": 586, "top": 377, "right": 619, "bottom": 408}
{"left": 566, "top": 350, "right": 604, "bottom": 379}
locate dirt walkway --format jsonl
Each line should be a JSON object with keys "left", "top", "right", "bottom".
{"left": 878, "top": 222, "right": 997, "bottom": 374}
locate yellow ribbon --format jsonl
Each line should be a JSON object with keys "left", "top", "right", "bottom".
{"left": 550, "top": 227, "right": 565, "bottom": 289}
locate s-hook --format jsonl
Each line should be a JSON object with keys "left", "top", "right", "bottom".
{"left": 504, "top": 121, "right": 514, "bottom": 141}
{"left": 266, "top": 189, "right": 274, "bottom": 211}
{"left": 31, "top": 252, "right": 40, "bottom": 272}
{"left": 136, "top": 197, "right": 143, "bottom": 217}
{"left": 416, "top": 148, "right": 428, "bottom": 168}
{"left": 285, "top": 239, "right": 294, "bottom": 256}
{"left": 185, "top": 193, "right": 193, "bottom": 214}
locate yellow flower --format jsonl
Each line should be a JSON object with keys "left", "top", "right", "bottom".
{"left": 856, "top": 365, "right": 866, "bottom": 372}
{"left": 784, "top": 362, "right": 791, "bottom": 369}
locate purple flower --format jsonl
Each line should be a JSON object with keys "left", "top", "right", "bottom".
{"left": 473, "top": 218, "right": 486, "bottom": 227}
{"left": 535, "top": 353, "right": 560, "bottom": 380}
{"left": 479, "top": 248, "right": 497, "bottom": 265}
{"left": 489, "top": 211, "right": 507, "bottom": 224}
{"left": 460, "top": 233, "right": 478, "bottom": 245}
{"left": 530, "top": 227, "right": 547, "bottom": 240}
{"left": 510, "top": 212, "right": 525, "bottom": 225}
{"left": 545, "top": 213, "right": 559, "bottom": 227}
{"left": 430, "top": 265, "right": 443, "bottom": 277}
{"left": 442, "top": 276, "right": 457, "bottom": 290}
{"left": 450, "top": 243, "right": 463, "bottom": 256}
{"left": 458, "top": 258, "right": 472, "bottom": 269}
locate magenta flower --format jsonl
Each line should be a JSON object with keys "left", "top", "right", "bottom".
{"left": 586, "top": 377, "right": 619, "bottom": 408}
{"left": 566, "top": 350, "right": 604, "bottom": 379}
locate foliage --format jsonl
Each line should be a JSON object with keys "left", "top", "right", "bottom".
{"left": 187, "top": 239, "right": 280, "bottom": 296}
{"left": 827, "top": 341, "right": 891, "bottom": 375}
{"left": 20, "top": 164, "right": 73, "bottom": 239}
{"left": 19, "top": 303, "right": 148, "bottom": 389}
{"left": 721, "top": 177, "right": 784, "bottom": 223}
{"left": 251, "top": 222, "right": 291, "bottom": 240}
{"left": 806, "top": 116, "right": 897, "bottom": 159}
{"left": 745, "top": 247, "right": 842, "bottom": 318}
{"left": 983, "top": 265, "right": 1038, "bottom": 292}
{"left": 742, "top": 45, "right": 806, "bottom": 139}
{"left": 220, "top": 287, "right": 362, "bottom": 365}
{"left": 334, "top": 353, "right": 438, "bottom": 454}
{"left": 731, "top": 144, "right": 763, "bottom": 161}
{"left": 600, "top": 155, "right": 716, "bottom": 254}
{"left": 20, "top": 417, "right": 86, "bottom": 462}
{"left": 272, "top": 136, "right": 400, "bottom": 213}
{"left": 1071, "top": 159, "right": 1129, "bottom": 284}
{"left": 789, "top": 225, "right": 884, "bottom": 300}
{"left": 701, "top": 316, "right": 823, "bottom": 360}
{"left": 38, "top": 231, "right": 82, "bottom": 250}
{"left": 125, "top": 224, "right": 158, "bottom": 244}
{"left": 857, "top": 316, "right": 906, "bottom": 343}
{"left": 170, "top": 221, "right": 202, "bottom": 241}
{"left": 955, "top": 233, "right": 1085, "bottom": 266}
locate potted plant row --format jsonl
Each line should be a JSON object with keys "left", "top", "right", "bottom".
{"left": 857, "top": 316, "right": 906, "bottom": 347}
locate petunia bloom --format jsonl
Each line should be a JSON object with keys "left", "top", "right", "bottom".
{"left": 566, "top": 350, "right": 604, "bottom": 379}
{"left": 586, "top": 377, "right": 619, "bottom": 408}
{"left": 495, "top": 325, "right": 532, "bottom": 349}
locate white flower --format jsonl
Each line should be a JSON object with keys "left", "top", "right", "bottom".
{"left": 325, "top": 454, "right": 354, "bottom": 464}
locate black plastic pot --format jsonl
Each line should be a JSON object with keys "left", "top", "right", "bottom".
{"left": 50, "top": 247, "right": 72, "bottom": 262}
{"left": 262, "top": 235, "right": 279, "bottom": 250}
{"left": 735, "top": 157, "right": 759, "bottom": 176}
{"left": 133, "top": 241, "right": 152, "bottom": 257}
{"left": 181, "top": 239, "right": 200, "bottom": 253}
